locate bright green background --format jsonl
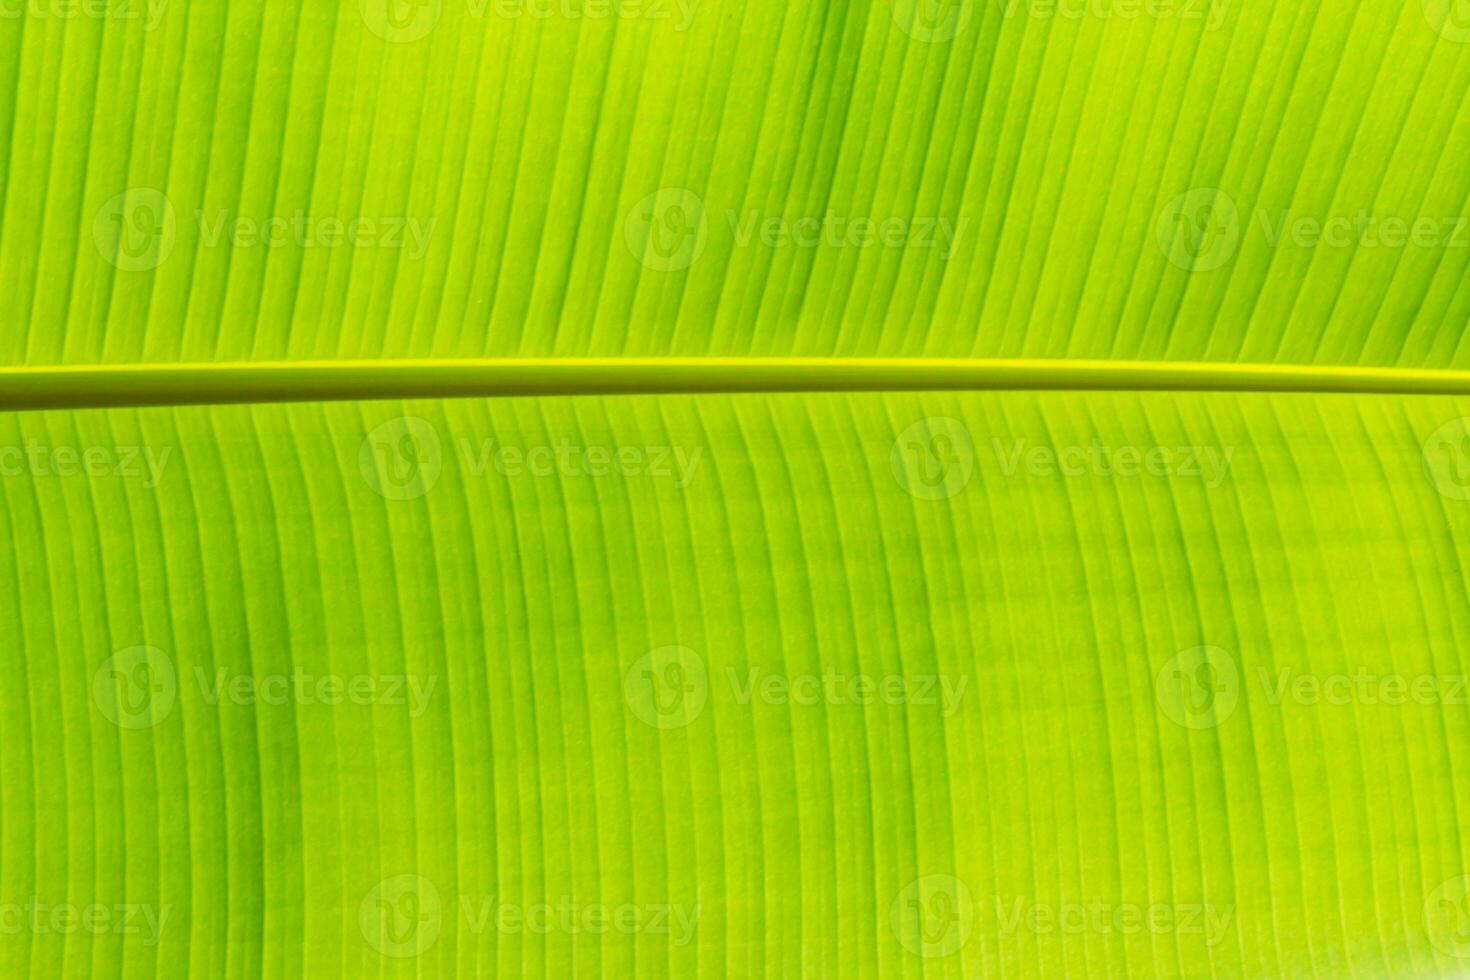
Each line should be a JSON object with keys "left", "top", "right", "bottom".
{"left": 2, "top": 0, "right": 1469, "bottom": 364}
{"left": 5, "top": 0, "right": 1470, "bottom": 976}
{"left": 4, "top": 392, "right": 1470, "bottom": 976}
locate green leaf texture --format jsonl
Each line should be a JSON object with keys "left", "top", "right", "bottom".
{"left": 3, "top": 1, "right": 1470, "bottom": 364}
{"left": 6, "top": 391, "right": 1470, "bottom": 976}
{"left": 6, "top": 0, "right": 1470, "bottom": 977}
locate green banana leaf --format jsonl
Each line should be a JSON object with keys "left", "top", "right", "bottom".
{"left": 2, "top": 2, "right": 1470, "bottom": 978}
